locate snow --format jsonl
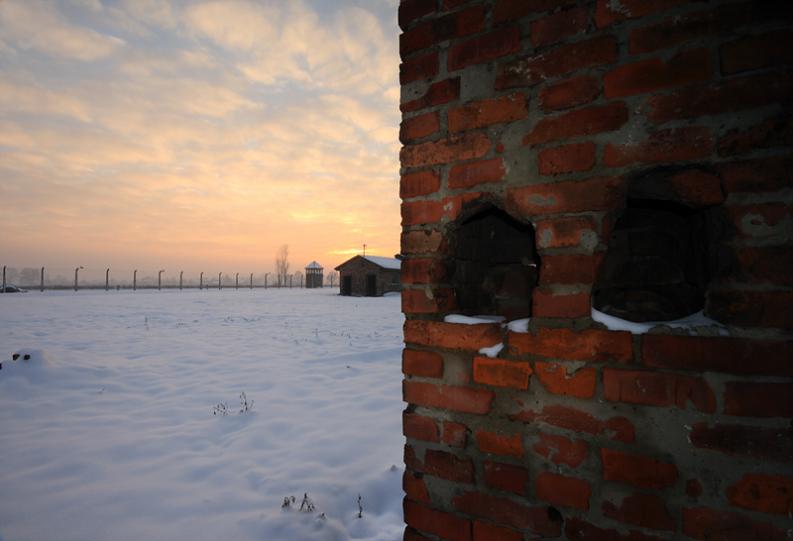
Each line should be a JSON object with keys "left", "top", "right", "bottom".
{"left": 443, "top": 314, "right": 505, "bottom": 325}
{"left": 478, "top": 342, "right": 504, "bottom": 358}
{"left": 361, "top": 256, "right": 401, "bottom": 270}
{"left": 506, "top": 318, "right": 530, "bottom": 333}
{"left": 591, "top": 307, "right": 729, "bottom": 335}
{"left": 0, "top": 289, "right": 406, "bottom": 541}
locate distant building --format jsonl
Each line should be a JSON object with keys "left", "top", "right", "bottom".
{"left": 305, "top": 261, "right": 324, "bottom": 288}
{"left": 334, "top": 255, "right": 401, "bottom": 297}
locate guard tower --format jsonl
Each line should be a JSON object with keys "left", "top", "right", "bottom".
{"left": 304, "top": 261, "right": 323, "bottom": 288}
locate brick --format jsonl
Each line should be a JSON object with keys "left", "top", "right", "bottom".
{"left": 718, "top": 114, "right": 793, "bottom": 157}
{"left": 402, "top": 229, "right": 443, "bottom": 255}
{"left": 642, "top": 334, "right": 793, "bottom": 377}
{"left": 497, "top": 36, "right": 618, "bottom": 88}
{"left": 400, "top": 6, "right": 486, "bottom": 56}
{"left": 403, "top": 348, "right": 444, "bottom": 378}
{"left": 423, "top": 448, "right": 475, "bottom": 484}
{"left": 707, "top": 289, "right": 793, "bottom": 329}
{"left": 508, "top": 327, "right": 633, "bottom": 363}
{"left": 400, "top": 24, "right": 434, "bottom": 58}
{"left": 719, "top": 155, "right": 793, "bottom": 194}
{"left": 727, "top": 474, "right": 793, "bottom": 516}
{"left": 539, "top": 75, "right": 600, "bottom": 111}
{"left": 398, "top": 0, "right": 437, "bottom": 30}
{"left": 530, "top": 7, "right": 589, "bottom": 47}
{"left": 603, "top": 368, "right": 716, "bottom": 413}
{"left": 595, "top": 0, "right": 688, "bottom": 28}
{"left": 724, "top": 382, "right": 793, "bottom": 419}
{"left": 404, "top": 320, "right": 503, "bottom": 352}
{"left": 512, "top": 404, "right": 635, "bottom": 443}
{"left": 400, "top": 111, "right": 440, "bottom": 143}
{"left": 647, "top": 72, "right": 793, "bottom": 124}
{"left": 443, "top": 421, "right": 467, "bottom": 448}
{"left": 626, "top": 2, "right": 792, "bottom": 54}
{"left": 539, "top": 253, "right": 602, "bottom": 285}
{"left": 401, "top": 170, "right": 441, "bottom": 198}
{"left": 402, "top": 200, "right": 443, "bottom": 226}
{"left": 405, "top": 444, "right": 421, "bottom": 471}
{"left": 526, "top": 101, "right": 628, "bottom": 145}
{"left": 690, "top": 423, "right": 793, "bottom": 464}
{"left": 682, "top": 507, "right": 789, "bottom": 541}
{"left": 532, "top": 288, "right": 591, "bottom": 318}
{"left": 402, "top": 77, "right": 461, "bottom": 113}
{"left": 401, "top": 257, "right": 445, "bottom": 286}
{"left": 494, "top": 0, "right": 570, "bottom": 23}
{"left": 721, "top": 30, "right": 793, "bottom": 75}
{"left": 603, "top": 493, "right": 675, "bottom": 531}
{"left": 404, "top": 500, "right": 472, "bottom": 541}
{"left": 536, "top": 215, "right": 599, "bottom": 249}
{"left": 604, "top": 48, "right": 710, "bottom": 98}
{"left": 400, "top": 51, "right": 439, "bottom": 84}
{"left": 482, "top": 461, "right": 529, "bottom": 496}
{"left": 448, "top": 158, "right": 504, "bottom": 189}
{"left": 538, "top": 142, "right": 596, "bottom": 175}
{"left": 401, "top": 131, "right": 491, "bottom": 168}
{"left": 404, "top": 411, "right": 440, "bottom": 442}
{"left": 448, "top": 94, "right": 528, "bottom": 133}
{"left": 403, "top": 470, "right": 431, "bottom": 503}
{"left": 533, "top": 432, "right": 588, "bottom": 467}
{"left": 601, "top": 448, "right": 678, "bottom": 490}
{"left": 666, "top": 168, "right": 725, "bottom": 206}
{"left": 404, "top": 380, "right": 494, "bottom": 415}
{"left": 448, "top": 28, "right": 521, "bottom": 72}
{"left": 507, "top": 176, "right": 624, "bottom": 215}
{"left": 475, "top": 430, "right": 523, "bottom": 458}
{"left": 402, "top": 287, "right": 456, "bottom": 314}
{"left": 604, "top": 126, "right": 712, "bottom": 167}
{"left": 536, "top": 471, "right": 590, "bottom": 510}
{"left": 405, "top": 529, "right": 434, "bottom": 541}
{"left": 566, "top": 518, "right": 668, "bottom": 541}
{"left": 453, "top": 491, "right": 562, "bottom": 536}
{"left": 473, "top": 520, "right": 522, "bottom": 541}
{"left": 473, "top": 357, "right": 532, "bottom": 389}
{"left": 734, "top": 247, "right": 793, "bottom": 287}
{"left": 534, "top": 361, "right": 597, "bottom": 399}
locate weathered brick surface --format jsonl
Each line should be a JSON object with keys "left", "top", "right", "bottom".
{"left": 533, "top": 432, "right": 588, "bottom": 467}
{"left": 525, "top": 102, "right": 628, "bottom": 145}
{"left": 602, "top": 492, "right": 675, "bottom": 531}
{"left": 404, "top": 380, "right": 494, "bottom": 415}
{"left": 601, "top": 448, "right": 678, "bottom": 490}
{"left": 399, "top": 1, "right": 791, "bottom": 539}
{"left": 535, "top": 471, "right": 591, "bottom": 510}
{"left": 472, "top": 357, "right": 531, "bottom": 389}
{"left": 538, "top": 142, "right": 596, "bottom": 175}
{"left": 481, "top": 461, "right": 529, "bottom": 495}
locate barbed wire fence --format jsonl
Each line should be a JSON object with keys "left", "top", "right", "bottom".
{"left": 1, "top": 265, "right": 339, "bottom": 292}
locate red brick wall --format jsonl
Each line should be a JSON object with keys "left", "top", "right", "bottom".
{"left": 399, "top": 1, "right": 793, "bottom": 539}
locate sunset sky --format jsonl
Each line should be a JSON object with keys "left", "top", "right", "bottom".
{"left": 0, "top": 0, "right": 401, "bottom": 280}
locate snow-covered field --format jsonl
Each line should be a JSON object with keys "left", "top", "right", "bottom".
{"left": 0, "top": 289, "right": 405, "bottom": 541}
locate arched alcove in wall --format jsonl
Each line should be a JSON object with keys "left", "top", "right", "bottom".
{"left": 593, "top": 166, "right": 727, "bottom": 322}
{"left": 446, "top": 202, "right": 540, "bottom": 320}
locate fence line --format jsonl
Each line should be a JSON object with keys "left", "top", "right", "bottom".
{"left": 1, "top": 265, "right": 339, "bottom": 292}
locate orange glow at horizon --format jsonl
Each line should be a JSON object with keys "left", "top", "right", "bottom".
{"left": 0, "top": 0, "right": 402, "bottom": 275}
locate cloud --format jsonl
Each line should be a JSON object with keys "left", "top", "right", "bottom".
{"left": 0, "top": 1, "right": 124, "bottom": 61}
{"left": 0, "top": 0, "right": 401, "bottom": 271}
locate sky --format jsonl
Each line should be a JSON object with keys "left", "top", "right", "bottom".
{"left": 0, "top": 0, "right": 402, "bottom": 278}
